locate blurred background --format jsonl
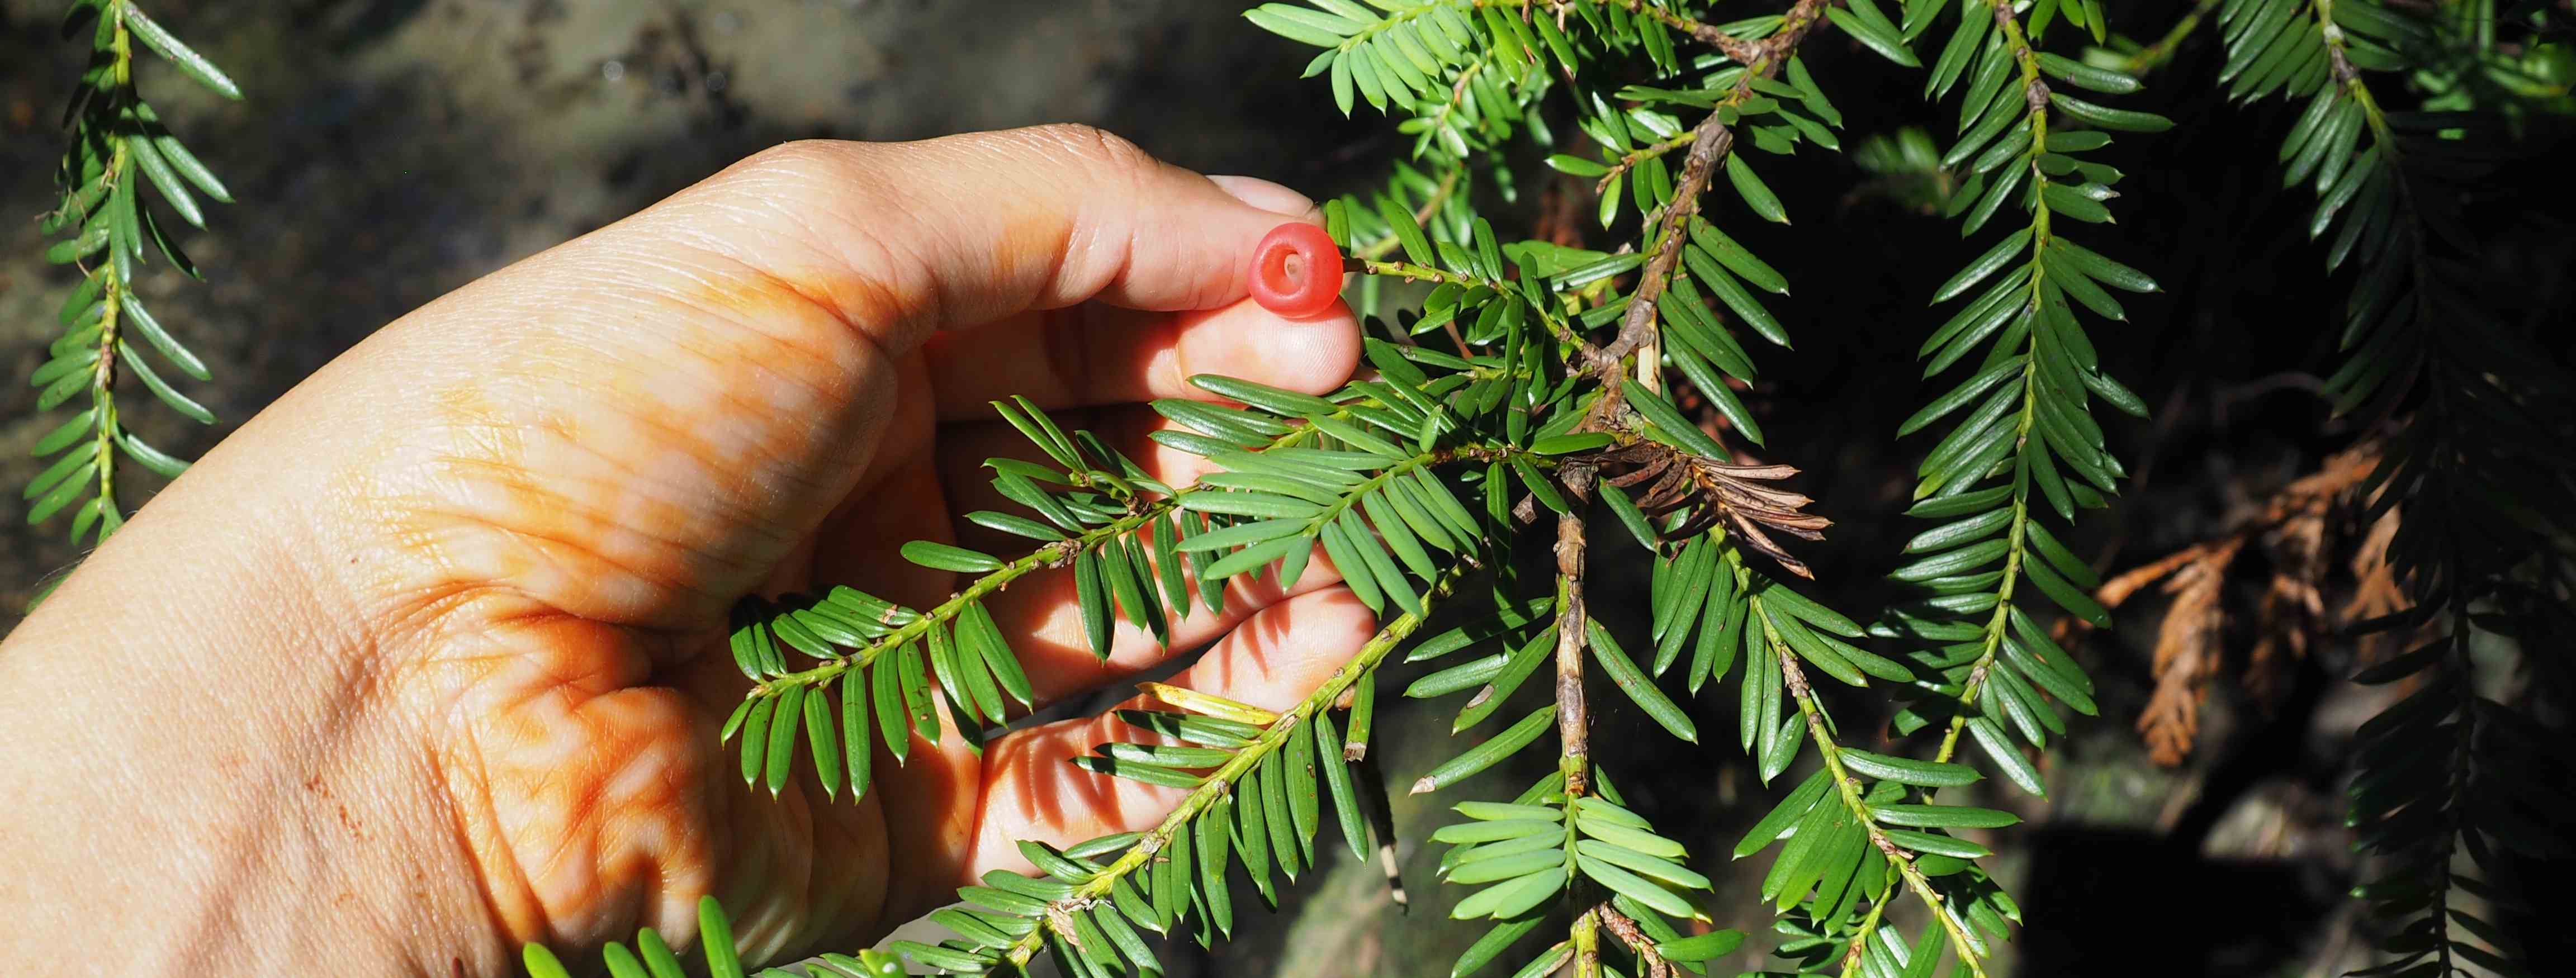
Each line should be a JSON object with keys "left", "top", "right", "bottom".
{"left": 4, "top": 1, "right": 2570, "bottom": 975}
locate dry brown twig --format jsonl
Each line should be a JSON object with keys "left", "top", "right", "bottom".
{"left": 1593, "top": 439, "right": 1829, "bottom": 579}
{"left": 2085, "top": 444, "right": 2396, "bottom": 764}
{"left": 2113, "top": 538, "right": 2242, "bottom": 766}
{"left": 1594, "top": 903, "right": 1677, "bottom": 978}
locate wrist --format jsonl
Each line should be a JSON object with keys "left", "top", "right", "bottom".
{"left": 0, "top": 438, "right": 509, "bottom": 974}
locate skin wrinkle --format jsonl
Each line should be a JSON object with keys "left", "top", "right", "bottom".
{"left": 645, "top": 272, "right": 903, "bottom": 519}
{"left": 428, "top": 610, "right": 716, "bottom": 947}
{"left": 665, "top": 246, "right": 880, "bottom": 364}
{"left": 404, "top": 495, "right": 698, "bottom": 620}
{"left": 434, "top": 741, "right": 527, "bottom": 972}
{"left": 413, "top": 458, "right": 754, "bottom": 596}
{"left": 367, "top": 262, "right": 895, "bottom": 626}
{"left": 584, "top": 383, "right": 853, "bottom": 537}
{"left": 1021, "top": 205, "right": 1091, "bottom": 321}
{"left": 405, "top": 583, "right": 685, "bottom": 943}
{"left": 667, "top": 149, "right": 946, "bottom": 353}
{"left": 530, "top": 708, "right": 609, "bottom": 899}
{"left": 567, "top": 695, "right": 689, "bottom": 928}
{"left": 497, "top": 331, "right": 839, "bottom": 554}
{"left": 518, "top": 424, "right": 787, "bottom": 567}
{"left": 1039, "top": 301, "right": 1101, "bottom": 409}
{"left": 899, "top": 133, "right": 1181, "bottom": 332}
{"left": 655, "top": 311, "right": 858, "bottom": 443}
{"left": 650, "top": 772, "right": 714, "bottom": 938}
{"left": 443, "top": 706, "right": 551, "bottom": 947}
{"left": 340, "top": 458, "right": 586, "bottom": 648}
{"left": 511, "top": 260, "right": 813, "bottom": 414}
{"left": 908, "top": 208, "right": 1071, "bottom": 345}
{"left": 1075, "top": 138, "right": 1251, "bottom": 315}
{"left": 431, "top": 619, "right": 595, "bottom": 940}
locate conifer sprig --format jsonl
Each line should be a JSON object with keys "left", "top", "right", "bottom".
{"left": 1879, "top": 0, "right": 2154, "bottom": 811}
{"left": 2215, "top": 0, "right": 2572, "bottom": 971}
{"left": 719, "top": 379, "right": 1530, "bottom": 800}
{"left": 28, "top": 0, "right": 239, "bottom": 541}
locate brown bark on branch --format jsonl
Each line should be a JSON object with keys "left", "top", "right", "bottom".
{"left": 1597, "top": 0, "right": 1832, "bottom": 371}
{"left": 1596, "top": 903, "right": 1677, "bottom": 978}
{"left": 1554, "top": 462, "right": 1598, "bottom": 797}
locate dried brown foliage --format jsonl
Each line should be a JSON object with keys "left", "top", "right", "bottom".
{"left": 1594, "top": 439, "right": 1829, "bottom": 578}
{"left": 2090, "top": 445, "right": 2402, "bottom": 765}
{"left": 2108, "top": 538, "right": 2243, "bottom": 766}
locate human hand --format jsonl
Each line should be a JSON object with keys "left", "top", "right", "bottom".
{"left": 0, "top": 126, "right": 1375, "bottom": 975}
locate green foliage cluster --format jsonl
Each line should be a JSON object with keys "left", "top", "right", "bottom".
{"left": 522, "top": 0, "right": 2560, "bottom": 975}
{"left": 26, "top": 0, "right": 238, "bottom": 543}
{"left": 628, "top": 1, "right": 2176, "bottom": 974}
{"left": 520, "top": 898, "right": 907, "bottom": 978}
{"left": 21, "top": 0, "right": 2561, "bottom": 976}
{"left": 2213, "top": 1, "right": 2574, "bottom": 974}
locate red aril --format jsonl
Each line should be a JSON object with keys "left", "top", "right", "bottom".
{"left": 1248, "top": 222, "right": 1344, "bottom": 319}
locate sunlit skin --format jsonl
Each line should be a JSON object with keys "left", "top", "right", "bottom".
{"left": 0, "top": 126, "right": 1375, "bottom": 975}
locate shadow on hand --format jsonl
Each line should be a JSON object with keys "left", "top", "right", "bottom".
{"left": 987, "top": 579, "right": 1321, "bottom": 837}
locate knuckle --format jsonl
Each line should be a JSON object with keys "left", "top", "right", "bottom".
{"left": 744, "top": 137, "right": 860, "bottom": 175}
{"left": 1020, "top": 123, "right": 1157, "bottom": 173}
{"left": 727, "top": 139, "right": 870, "bottom": 192}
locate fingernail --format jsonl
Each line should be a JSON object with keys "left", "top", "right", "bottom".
{"left": 1209, "top": 174, "right": 1319, "bottom": 219}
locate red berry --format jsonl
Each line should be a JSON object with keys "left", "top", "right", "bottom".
{"left": 1248, "top": 222, "right": 1345, "bottom": 319}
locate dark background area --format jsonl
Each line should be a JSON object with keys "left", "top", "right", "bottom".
{"left": 5, "top": 1, "right": 2570, "bottom": 975}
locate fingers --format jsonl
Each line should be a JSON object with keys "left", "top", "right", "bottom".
{"left": 954, "top": 588, "right": 1378, "bottom": 885}
{"left": 969, "top": 526, "right": 1345, "bottom": 712}
{"left": 930, "top": 406, "right": 1353, "bottom": 713}
{"left": 803, "top": 391, "right": 1345, "bottom": 714}
{"left": 921, "top": 293, "right": 1358, "bottom": 420}
{"left": 681, "top": 127, "right": 1351, "bottom": 355}
{"left": 911, "top": 169, "right": 1353, "bottom": 416}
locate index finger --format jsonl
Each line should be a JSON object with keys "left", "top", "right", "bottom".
{"left": 672, "top": 126, "right": 1339, "bottom": 356}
